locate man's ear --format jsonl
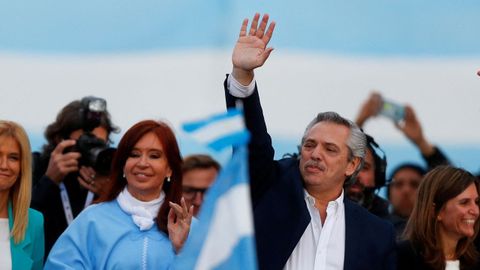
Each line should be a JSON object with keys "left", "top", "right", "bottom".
{"left": 345, "top": 157, "right": 361, "bottom": 177}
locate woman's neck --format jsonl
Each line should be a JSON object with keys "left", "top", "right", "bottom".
{"left": 441, "top": 233, "right": 459, "bottom": 260}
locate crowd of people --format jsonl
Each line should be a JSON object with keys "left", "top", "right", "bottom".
{"left": 1, "top": 13, "right": 479, "bottom": 270}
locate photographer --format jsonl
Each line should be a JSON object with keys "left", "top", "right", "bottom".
{"left": 31, "top": 96, "right": 119, "bottom": 256}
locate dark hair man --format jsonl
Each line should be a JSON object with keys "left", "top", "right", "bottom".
{"left": 181, "top": 154, "right": 220, "bottom": 217}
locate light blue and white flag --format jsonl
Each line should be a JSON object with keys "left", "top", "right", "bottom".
{"left": 174, "top": 108, "right": 257, "bottom": 270}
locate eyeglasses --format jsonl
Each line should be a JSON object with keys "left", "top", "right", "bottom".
{"left": 182, "top": 187, "right": 208, "bottom": 200}
{"left": 390, "top": 180, "right": 420, "bottom": 189}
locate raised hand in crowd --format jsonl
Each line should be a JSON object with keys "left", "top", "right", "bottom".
{"left": 232, "top": 13, "right": 275, "bottom": 85}
{"left": 395, "top": 105, "right": 435, "bottom": 157}
{"left": 168, "top": 197, "right": 194, "bottom": 253}
{"left": 355, "top": 92, "right": 382, "bottom": 128}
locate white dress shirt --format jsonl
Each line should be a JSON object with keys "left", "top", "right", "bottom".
{"left": 284, "top": 190, "right": 346, "bottom": 270}
{"left": 445, "top": 260, "right": 460, "bottom": 270}
{"left": 227, "top": 74, "right": 256, "bottom": 97}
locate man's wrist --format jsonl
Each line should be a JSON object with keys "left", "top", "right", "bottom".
{"left": 231, "top": 67, "right": 254, "bottom": 86}
{"left": 228, "top": 72, "right": 256, "bottom": 98}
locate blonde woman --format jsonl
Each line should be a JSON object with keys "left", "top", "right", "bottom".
{"left": 0, "top": 121, "right": 45, "bottom": 269}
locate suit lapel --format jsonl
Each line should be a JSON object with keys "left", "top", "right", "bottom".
{"left": 343, "top": 199, "right": 363, "bottom": 270}
{"left": 8, "top": 202, "right": 34, "bottom": 270}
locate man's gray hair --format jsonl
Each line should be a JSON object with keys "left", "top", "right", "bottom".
{"left": 301, "top": 111, "right": 367, "bottom": 184}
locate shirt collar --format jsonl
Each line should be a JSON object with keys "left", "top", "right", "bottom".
{"left": 304, "top": 188, "right": 345, "bottom": 210}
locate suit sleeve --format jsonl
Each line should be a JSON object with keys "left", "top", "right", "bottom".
{"left": 224, "top": 75, "right": 276, "bottom": 204}
{"left": 422, "top": 146, "right": 450, "bottom": 170}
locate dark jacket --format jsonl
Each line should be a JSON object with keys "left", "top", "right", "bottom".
{"left": 224, "top": 76, "right": 396, "bottom": 270}
{"left": 397, "top": 240, "right": 479, "bottom": 270}
{"left": 31, "top": 152, "right": 89, "bottom": 256}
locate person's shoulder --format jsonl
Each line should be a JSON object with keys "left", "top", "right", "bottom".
{"left": 345, "top": 198, "right": 394, "bottom": 231}
{"left": 28, "top": 208, "right": 44, "bottom": 224}
{"left": 397, "top": 240, "right": 415, "bottom": 253}
{"left": 82, "top": 201, "right": 117, "bottom": 216}
{"left": 396, "top": 240, "right": 426, "bottom": 269}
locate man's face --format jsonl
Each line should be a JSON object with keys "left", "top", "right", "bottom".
{"left": 388, "top": 168, "right": 423, "bottom": 218}
{"left": 299, "top": 122, "right": 360, "bottom": 194}
{"left": 182, "top": 167, "right": 218, "bottom": 217}
{"left": 346, "top": 149, "right": 375, "bottom": 202}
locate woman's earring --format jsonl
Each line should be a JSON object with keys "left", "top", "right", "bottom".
{"left": 123, "top": 173, "right": 126, "bottom": 179}
{"left": 166, "top": 176, "right": 171, "bottom": 183}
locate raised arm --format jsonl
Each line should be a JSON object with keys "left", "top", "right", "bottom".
{"left": 225, "top": 13, "right": 277, "bottom": 203}
{"left": 396, "top": 105, "right": 449, "bottom": 168}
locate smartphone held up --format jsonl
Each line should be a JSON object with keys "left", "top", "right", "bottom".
{"left": 379, "top": 98, "right": 405, "bottom": 123}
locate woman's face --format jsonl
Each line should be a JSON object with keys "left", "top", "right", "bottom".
{"left": 0, "top": 136, "right": 21, "bottom": 193}
{"left": 123, "top": 132, "right": 172, "bottom": 202}
{"left": 438, "top": 183, "right": 480, "bottom": 241}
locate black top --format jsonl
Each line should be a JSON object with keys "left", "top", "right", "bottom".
{"left": 397, "top": 240, "right": 480, "bottom": 270}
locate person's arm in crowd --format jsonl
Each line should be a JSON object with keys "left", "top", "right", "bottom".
{"left": 355, "top": 92, "right": 382, "bottom": 128}
{"left": 168, "top": 198, "right": 194, "bottom": 253}
{"left": 396, "top": 105, "right": 450, "bottom": 169}
{"left": 224, "top": 13, "right": 276, "bottom": 202}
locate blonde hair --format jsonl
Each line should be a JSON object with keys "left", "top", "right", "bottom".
{"left": 0, "top": 120, "right": 32, "bottom": 244}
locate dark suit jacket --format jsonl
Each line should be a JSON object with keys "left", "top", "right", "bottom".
{"left": 224, "top": 76, "right": 396, "bottom": 270}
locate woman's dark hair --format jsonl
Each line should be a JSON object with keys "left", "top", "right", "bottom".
{"left": 100, "top": 120, "right": 183, "bottom": 234}
{"left": 404, "top": 165, "right": 479, "bottom": 269}
{"left": 41, "top": 98, "right": 118, "bottom": 155}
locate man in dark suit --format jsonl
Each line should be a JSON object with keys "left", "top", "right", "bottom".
{"left": 224, "top": 13, "right": 396, "bottom": 270}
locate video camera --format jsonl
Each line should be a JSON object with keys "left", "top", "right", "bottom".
{"left": 66, "top": 96, "right": 115, "bottom": 175}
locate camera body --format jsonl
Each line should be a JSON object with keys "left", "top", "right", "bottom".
{"left": 74, "top": 133, "right": 115, "bottom": 175}
{"left": 64, "top": 96, "right": 115, "bottom": 175}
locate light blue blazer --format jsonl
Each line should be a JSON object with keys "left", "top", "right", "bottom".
{"left": 8, "top": 202, "right": 45, "bottom": 270}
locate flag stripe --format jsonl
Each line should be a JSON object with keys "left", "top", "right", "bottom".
{"left": 196, "top": 184, "right": 254, "bottom": 270}
{"left": 188, "top": 113, "right": 244, "bottom": 143}
{"left": 183, "top": 108, "right": 249, "bottom": 152}
{"left": 207, "top": 130, "right": 250, "bottom": 151}
{"left": 183, "top": 109, "right": 243, "bottom": 133}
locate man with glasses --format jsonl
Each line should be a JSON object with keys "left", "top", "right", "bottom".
{"left": 181, "top": 154, "right": 220, "bottom": 217}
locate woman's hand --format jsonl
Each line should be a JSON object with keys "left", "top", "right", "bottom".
{"left": 168, "top": 197, "right": 194, "bottom": 253}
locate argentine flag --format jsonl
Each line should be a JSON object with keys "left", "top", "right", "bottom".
{"left": 175, "top": 108, "right": 257, "bottom": 270}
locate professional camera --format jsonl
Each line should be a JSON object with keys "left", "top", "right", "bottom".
{"left": 66, "top": 96, "right": 116, "bottom": 175}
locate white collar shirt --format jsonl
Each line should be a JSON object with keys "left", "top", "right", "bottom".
{"left": 284, "top": 189, "right": 346, "bottom": 270}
